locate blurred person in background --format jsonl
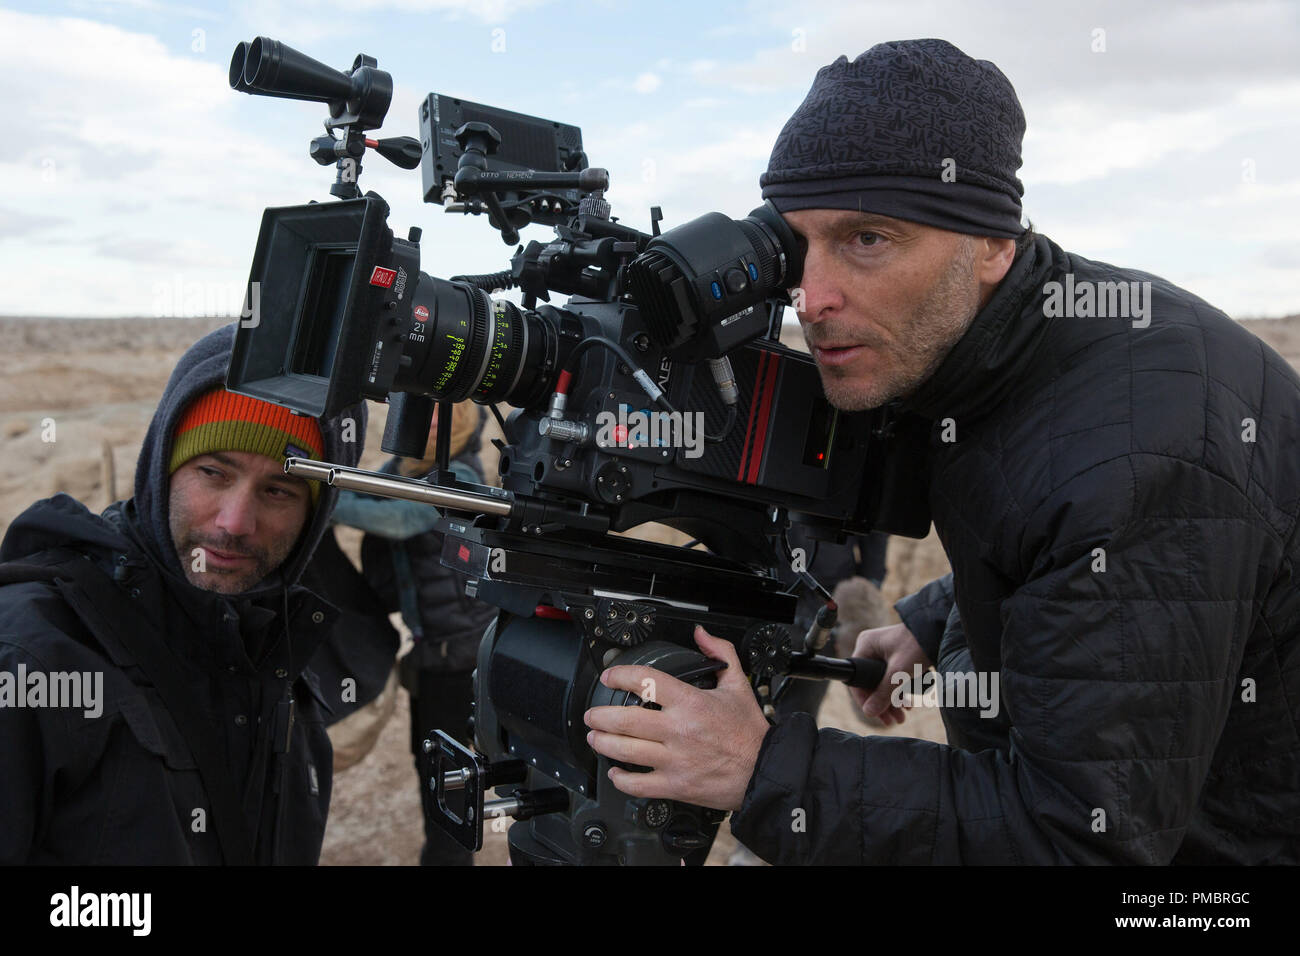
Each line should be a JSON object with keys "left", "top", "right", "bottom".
{"left": 332, "top": 401, "right": 497, "bottom": 866}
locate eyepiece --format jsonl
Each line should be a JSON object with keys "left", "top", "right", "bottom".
{"left": 228, "top": 41, "right": 253, "bottom": 92}
{"left": 239, "top": 36, "right": 355, "bottom": 102}
{"left": 228, "top": 37, "right": 394, "bottom": 131}
{"left": 626, "top": 200, "right": 803, "bottom": 361}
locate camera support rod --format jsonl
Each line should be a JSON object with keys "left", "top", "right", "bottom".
{"left": 284, "top": 458, "right": 512, "bottom": 515}
{"left": 285, "top": 458, "right": 612, "bottom": 536}
{"left": 437, "top": 767, "right": 571, "bottom": 822}
{"left": 482, "top": 790, "right": 570, "bottom": 823}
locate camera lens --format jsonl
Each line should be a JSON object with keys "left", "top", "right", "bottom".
{"left": 393, "top": 275, "right": 554, "bottom": 407}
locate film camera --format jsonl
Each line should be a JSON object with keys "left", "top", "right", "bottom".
{"left": 226, "top": 38, "right": 931, "bottom": 865}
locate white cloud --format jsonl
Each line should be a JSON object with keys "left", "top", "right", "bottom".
{"left": 68, "top": 0, "right": 222, "bottom": 19}
{"left": 673, "top": 0, "right": 1300, "bottom": 317}
{"left": 585, "top": 114, "right": 784, "bottom": 229}
{"left": 1025, "top": 100, "right": 1224, "bottom": 185}
{"left": 0, "top": 1, "right": 1296, "bottom": 320}
{"left": 633, "top": 72, "right": 662, "bottom": 94}
{"left": 303, "top": 0, "right": 548, "bottom": 23}
{"left": 0, "top": 10, "right": 321, "bottom": 315}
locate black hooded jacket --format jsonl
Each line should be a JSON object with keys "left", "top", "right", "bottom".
{"left": 730, "top": 235, "right": 1300, "bottom": 864}
{"left": 0, "top": 324, "right": 367, "bottom": 864}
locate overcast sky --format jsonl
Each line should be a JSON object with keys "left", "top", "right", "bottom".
{"left": 1, "top": 0, "right": 1297, "bottom": 319}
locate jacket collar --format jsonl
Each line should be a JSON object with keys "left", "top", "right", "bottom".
{"left": 108, "top": 500, "right": 334, "bottom": 667}
{"left": 900, "top": 234, "right": 1064, "bottom": 425}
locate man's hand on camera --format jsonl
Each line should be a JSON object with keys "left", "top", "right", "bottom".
{"left": 583, "top": 625, "right": 771, "bottom": 812}
{"left": 850, "top": 622, "right": 932, "bottom": 726}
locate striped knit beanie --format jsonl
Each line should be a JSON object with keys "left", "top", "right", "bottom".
{"left": 169, "top": 388, "right": 325, "bottom": 503}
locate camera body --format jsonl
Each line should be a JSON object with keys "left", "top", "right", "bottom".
{"left": 227, "top": 189, "right": 928, "bottom": 545}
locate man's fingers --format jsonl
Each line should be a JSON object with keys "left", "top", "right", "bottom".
{"left": 850, "top": 625, "right": 923, "bottom": 720}
{"left": 605, "top": 765, "right": 662, "bottom": 800}
{"left": 852, "top": 627, "right": 884, "bottom": 660}
{"left": 599, "top": 663, "right": 687, "bottom": 706}
{"left": 852, "top": 642, "right": 892, "bottom": 717}
{"left": 692, "top": 625, "right": 746, "bottom": 687}
{"left": 861, "top": 677, "right": 899, "bottom": 719}
{"left": 584, "top": 703, "right": 669, "bottom": 740}
{"left": 861, "top": 654, "right": 912, "bottom": 719}
{"left": 850, "top": 630, "right": 913, "bottom": 716}
{"left": 602, "top": 630, "right": 747, "bottom": 703}
{"left": 858, "top": 694, "right": 906, "bottom": 726}
{"left": 586, "top": 730, "right": 669, "bottom": 769}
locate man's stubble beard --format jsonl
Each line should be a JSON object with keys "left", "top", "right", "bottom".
{"left": 168, "top": 497, "right": 294, "bottom": 596}
{"left": 810, "top": 238, "right": 980, "bottom": 411}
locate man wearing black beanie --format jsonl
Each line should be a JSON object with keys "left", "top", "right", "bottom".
{"left": 586, "top": 39, "right": 1300, "bottom": 864}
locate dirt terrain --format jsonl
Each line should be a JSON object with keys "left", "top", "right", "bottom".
{"left": 2, "top": 312, "right": 1297, "bottom": 864}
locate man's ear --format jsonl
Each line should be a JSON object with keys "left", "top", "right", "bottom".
{"left": 973, "top": 236, "right": 1016, "bottom": 310}
{"left": 975, "top": 236, "right": 1016, "bottom": 286}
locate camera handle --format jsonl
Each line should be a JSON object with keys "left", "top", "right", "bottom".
{"left": 378, "top": 393, "right": 459, "bottom": 485}
{"left": 451, "top": 121, "right": 609, "bottom": 245}
{"left": 309, "top": 127, "right": 422, "bottom": 200}
{"left": 785, "top": 652, "right": 887, "bottom": 689}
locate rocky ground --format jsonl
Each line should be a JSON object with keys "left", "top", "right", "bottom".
{"left": 2, "top": 311, "right": 1297, "bottom": 865}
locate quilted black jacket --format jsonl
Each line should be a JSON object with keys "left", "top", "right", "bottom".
{"left": 730, "top": 234, "right": 1300, "bottom": 864}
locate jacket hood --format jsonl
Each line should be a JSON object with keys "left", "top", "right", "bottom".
{"left": 0, "top": 492, "right": 128, "bottom": 566}
{"left": 124, "top": 322, "right": 366, "bottom": 597}
{"left": 6, "top": 321, "right": 371, "bottom": 600}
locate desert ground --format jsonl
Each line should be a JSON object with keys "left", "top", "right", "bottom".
{"left": 3, "top": 312, "right": 1298, "bottom": 864}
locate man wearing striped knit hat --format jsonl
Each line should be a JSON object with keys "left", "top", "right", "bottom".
{"left": 166, "top": 386, "right": 327, "bottom": 596}
{"left": 0, "top": 324, "right": 386, "bottom": 865}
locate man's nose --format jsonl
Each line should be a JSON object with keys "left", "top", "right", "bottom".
{"left": 794, "top": 247, "right": 843, "bottom": 324}
{"left": 213, "top": 486, "right": 258, "bottom": 539}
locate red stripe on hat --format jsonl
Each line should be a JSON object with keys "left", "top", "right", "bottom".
{"left": 174, "top": 389, "right": 324, "bottom": 457}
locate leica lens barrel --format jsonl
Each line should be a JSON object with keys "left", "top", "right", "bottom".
{"left": 394, "top": 276, "right": 553, "bottom": 407}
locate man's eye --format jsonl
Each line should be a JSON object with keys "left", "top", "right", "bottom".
{"left": 198, "top": 466, "right": 223, "bottom": 479}
{"left": 854, "top": 232, "right": 883, "bottom": 248}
